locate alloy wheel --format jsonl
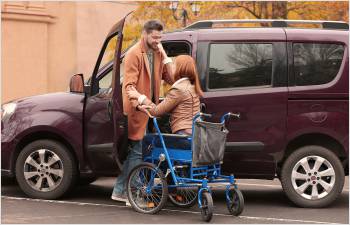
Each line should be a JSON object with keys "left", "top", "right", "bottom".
{"left": 291, "top": 155, "right": 335, "bottom": 200}
{"left": 23, "top": 149, "right": 64, "bottom": 192}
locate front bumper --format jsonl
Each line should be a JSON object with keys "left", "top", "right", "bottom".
{"left": 1, "top": 139, "right": 17, "bottom": 176}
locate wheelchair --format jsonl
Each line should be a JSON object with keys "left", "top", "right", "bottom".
{"left": 126, "top": 112, "right": 244, "bottom": 222}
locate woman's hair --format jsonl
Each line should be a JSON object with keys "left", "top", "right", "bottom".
{"left": 173, "top": 55, "right": 203, "bottom": 97}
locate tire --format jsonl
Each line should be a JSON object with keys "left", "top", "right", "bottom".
{"left": 169, "top": 187, "right": 198, "bottom": 208}
{"left": 15, "top": 139, "right": 77, "bottom": 199}
{"left": 200, "top": 191, "right": 213, "bottom": 222}
{"left": 281, "top": 145, "right": 345, "bottom": 208}
{"left": 126, "top": 162, "right": 168, "bottom": 214}
{"left": 226, "top": 187, "right": 244, "bottom": 216}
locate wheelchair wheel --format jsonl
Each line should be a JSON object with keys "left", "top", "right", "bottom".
{"left": 126, "top": 162, "right": 168, "bottom": 214}
{"left": 226, "top": 187, "right": 244, "bottom": 216}
{"left": 200, "top": 191, "right": 213, "bottom": 222}
{"left": 169, "top": 186, "right": 198, "bottom": 208}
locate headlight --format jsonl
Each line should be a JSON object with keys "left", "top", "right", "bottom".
{"left": 1, "top": 102, "right": 17, "bottom": 121}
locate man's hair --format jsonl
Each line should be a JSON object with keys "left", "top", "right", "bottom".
{"left": 143, "top": 20, "right": 164, "bottom": 34}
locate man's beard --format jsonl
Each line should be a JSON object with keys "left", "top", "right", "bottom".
{"left": 146, "top": 41, "right": 158, "bottom": 51}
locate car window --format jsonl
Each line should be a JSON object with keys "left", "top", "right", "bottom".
{"left": 99, "top": 36, "right": 117, "bottom": 72}
{"left": 160, "top": 41, "right": 192, "bottom": 97}
{"left": 96, "top": 58, "right": 125, "bottom": 95}
{"left": 208, "top": 43, "right": 273, "bottom": 89}
{"left": 95, "top": 40, "right": 191, "bottom": 97}
{"left": 98, "top": 69, "right": 112, "bottom": 94}
{"left": 293, "top": 43, "right": 345, "bottom": 86}
{"left": 86, "top": 76, "right": 91, "bottom": 85}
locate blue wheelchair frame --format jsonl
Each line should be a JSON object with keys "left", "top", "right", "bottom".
{"left": 143, "top": 112, "right": 238, "bottom": 208}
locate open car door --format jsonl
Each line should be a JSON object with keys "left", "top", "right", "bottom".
{"left": 84, "top": 13, "right": 131, "bottom": 176}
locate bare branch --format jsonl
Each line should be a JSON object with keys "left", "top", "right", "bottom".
{"left": 227, "top": 2, "right": 261, "bottom": 19}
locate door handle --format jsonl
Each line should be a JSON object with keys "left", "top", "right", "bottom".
{"left": 117, "top": 115, "right": 127, "bottom": 129}
{"left": 107, "top": 100, "right": 112, "bottom": 121}
{"left": 200, "top": 103, "right": 207, "bottom": 113}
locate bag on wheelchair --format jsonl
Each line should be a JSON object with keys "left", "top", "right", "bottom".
{"left": 192, "top": 120, "right": 229, "bottom": 167}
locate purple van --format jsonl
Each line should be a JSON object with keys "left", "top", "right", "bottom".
{"left": 1, "top": 18, "right": 348, "bottom": 207}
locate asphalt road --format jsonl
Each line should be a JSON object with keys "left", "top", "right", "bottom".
{"left": 1, "top": 177, "right": 348, "bottom": 224}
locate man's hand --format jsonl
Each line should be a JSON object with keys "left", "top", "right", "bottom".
{"left": 141, "top": 105, "right": 152, "bottom": 110}
{"left": 157, "top": 43, "right": 167, "bottom": 57}
{"left": 158, "top": 43, "right": 174, "bottom": 83}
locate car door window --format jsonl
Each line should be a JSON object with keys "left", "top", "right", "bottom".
{"left": 99, "top": 36, "right": 117, "bottom": 71}
{"left": 293, "top": 43, "right": 345, "bottom": 86}
{"left": 208, "top": 43, "right": 273, "bottom": 90}
{"left": 98, "top": 69, "right": 113, "bottom": 95}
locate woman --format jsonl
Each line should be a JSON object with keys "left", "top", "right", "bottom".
{"left": 127, "top": 55, "right": 203, "bottom": 135}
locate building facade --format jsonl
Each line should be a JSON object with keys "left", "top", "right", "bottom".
{"left": 2, "top": 1, "right": 137, "bottom": 103}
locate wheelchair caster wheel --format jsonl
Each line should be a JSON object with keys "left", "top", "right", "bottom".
{"left": 200, "top": 191, "right": 213, "bottom": 222}
{"left": 226, "top": 187, "right": 244, "bottom": 216}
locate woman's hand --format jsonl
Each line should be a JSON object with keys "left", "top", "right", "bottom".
{"left": 127, "top": 86, "right": 141, "bottom": 100}
{"left": 137, "top": 105, "right": 154, "bottom": 118}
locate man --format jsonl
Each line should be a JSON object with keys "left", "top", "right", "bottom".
{"left": 111, "top": 20, "right": 174, "bottom": 205}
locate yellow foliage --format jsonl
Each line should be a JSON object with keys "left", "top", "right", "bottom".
{"left": 122, "top": 1, "right": 348, "bottom": 43}
{"left": 118, "top": 1, "right": 348, "bottom": 96}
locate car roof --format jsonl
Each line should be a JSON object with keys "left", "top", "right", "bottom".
{"left": 163, "top": 27, "right": 348, "bottom": 43}
{"left": 163, "top": 19, "right": 348, "bottom": 42}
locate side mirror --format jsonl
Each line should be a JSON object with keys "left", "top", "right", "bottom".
{"left": 69, "top": 74, "right": 84, "bottom": 93}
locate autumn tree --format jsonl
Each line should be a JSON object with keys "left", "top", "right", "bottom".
{"left": 122, "top": 1, "right": 349, "bottom": 50}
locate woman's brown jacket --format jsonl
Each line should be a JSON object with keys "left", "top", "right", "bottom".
{"left": 143, "top": 78, "right": 200, "bottom": 133}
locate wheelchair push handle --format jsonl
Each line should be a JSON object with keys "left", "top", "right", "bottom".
{"left": 220, "top": 112, "right": 240, "bottom": 123}
{"left": 200, "top": 112, "right": 212, "bottom": 118}
{"left": 230, "top": 112, "right": 241, "bottom": 119}
{"left": 192, "top": 112, "right": 212, "bottom": 123}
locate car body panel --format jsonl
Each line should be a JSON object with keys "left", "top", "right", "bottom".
{"left": 193, "top": 29, "right": 288, "bottom": 178}
{"left": 1, "top": 92, "right": 85, "bottom": 173}
{"left": 286, "top": 29, "right": 349, "bottom": 157}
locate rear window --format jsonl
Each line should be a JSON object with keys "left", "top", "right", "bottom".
{"left": 208, "top": 43, "right": 273, "bottom": 89}
{"left": 293, "top": 43, "right": 345, "bottom": 86}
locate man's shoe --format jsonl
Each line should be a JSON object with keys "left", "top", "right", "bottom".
{"left": 111, "top": 193, "right": 127, "bottom": 202}
{"left": 125, "top": 199, "right": 131, "bottom": 207}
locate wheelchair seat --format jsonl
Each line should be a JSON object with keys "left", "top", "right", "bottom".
{"left": 143, "top": 133, "right": 192, "bottom": 152}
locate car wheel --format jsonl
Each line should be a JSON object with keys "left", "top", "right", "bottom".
{"left": 15, "top": 139, "right": 77, "bottom": 199}
{"left": 281, "top": 145, "right": 344, "bottom": 208}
